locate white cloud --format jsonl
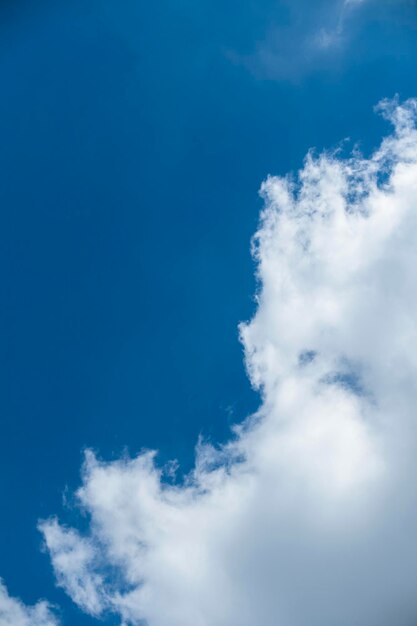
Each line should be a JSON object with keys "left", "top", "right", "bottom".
{"left": 230, "top": 1, "right": 367, "bottom": 80}
{"left": 315, "top": 0, "right": 369, "bottom": 52}
{"left": 0, "top": 581, "right": 58, "bottom": 626}
{"left": 41, "top": 98, "right": 417, "bottom": 626}
{"left": 40, "top": 518, "right": 105, "bottom": 617}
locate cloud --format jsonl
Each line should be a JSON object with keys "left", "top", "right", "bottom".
{"left": 0, "top": 581, "right": 58, "bottom": 626}
{"left": 232, "top": 0, "right": 412, "bottom": 80}
{"left": 228, "top": 1, "right": 354, "bottom": 80}
{"left": 307, "top": 0, "right": 373, "bottom": 54}
{"left": 41, "top": 98, "right": 417, "bottom": 626}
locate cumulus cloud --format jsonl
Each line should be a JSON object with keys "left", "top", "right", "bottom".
{"left": 0, "top": 581, "right": 58, "bottom": 626}
{"left": 41, "top": 98, "right": 417, "bottom": 626}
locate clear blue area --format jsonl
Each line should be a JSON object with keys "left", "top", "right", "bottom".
{"left": 1, "top": 1, "right": 417, "bottom": 623}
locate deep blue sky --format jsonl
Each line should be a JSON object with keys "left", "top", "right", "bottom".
{"left": 1, "top": 1, "right": 417, "bottom": 623}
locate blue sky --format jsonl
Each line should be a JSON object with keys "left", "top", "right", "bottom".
{"left": 2, "top": 1, "right": 417, "bottom": 625}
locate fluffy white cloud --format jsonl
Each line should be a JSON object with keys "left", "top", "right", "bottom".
{"left": 0, "top": 581, "right": 58, "bottom": 626}
{"left": 41, "top": 98, "right": 417, "bottom": 626}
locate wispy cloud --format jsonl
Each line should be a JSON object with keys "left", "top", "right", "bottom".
{"left": 230, "top": 0, "right": 412, "bottom": 80}
{"left": 227, "top": 1, "right": 361, "bottom": 80}
{"left": 40, "top": 99, "right": 417, "bottom": 626}
{"left": 344, "top": 0, "right": 368, "bottom": 5}
{"left": 0, "top": 581, "right": 58, "bottom": 626}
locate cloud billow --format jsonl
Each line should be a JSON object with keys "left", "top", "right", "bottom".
{"left": 0, "top": 582, "right": 58, "bottom": 626}
{"left": 40, "top": 98, "right": 417, "bottom": 626}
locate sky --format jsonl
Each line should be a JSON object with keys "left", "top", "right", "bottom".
{"left": 2, "top": 0, "right": 417, "bottom": 625}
